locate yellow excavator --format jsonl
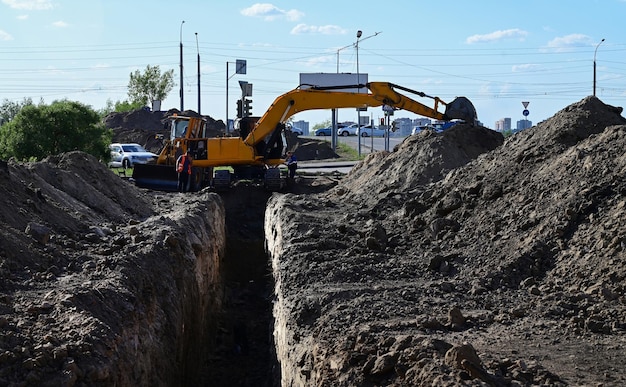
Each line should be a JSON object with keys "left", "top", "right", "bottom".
{"left": 132, "top": 82, "right": 477, "bottom": 191}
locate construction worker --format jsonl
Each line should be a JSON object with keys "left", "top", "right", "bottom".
{"left": 285, "top": 151, "right": 297, "bottom": 180}
{"left": 176, "top": 149, "right": 193, "bottom": 192}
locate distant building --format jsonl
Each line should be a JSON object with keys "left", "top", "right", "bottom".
{"left": 393, "top": 117, "right": 414, "bottom": 136}
{"left": 495, "top": 118, "right": 511, "bottom": 132}
{"left": 292, "top": 120, "right": 310, "bottom": 135}
{"left": 516, "top": 119, "right": 532, "bottom": 132}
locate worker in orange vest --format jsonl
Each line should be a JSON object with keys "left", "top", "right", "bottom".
{"left": 176, "top": 149, "right": 193, "bottom": 192}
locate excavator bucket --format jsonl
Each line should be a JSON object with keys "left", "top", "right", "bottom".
{"left": 132, "top": 164, "right": 179, "bottom": 192}
{"left": 445, "top": 97, "right": 478, "bottom": 124}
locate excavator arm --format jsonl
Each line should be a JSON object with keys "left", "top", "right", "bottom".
{"left": 244, "top": 82, "right": 477, "bottom": 146}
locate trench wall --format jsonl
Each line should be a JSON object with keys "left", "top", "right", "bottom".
{"left": 265, "top": 194, "right": 315, "bottom": 386}
{"left": 107, "top": 192, "right": 226, "bottom": 386}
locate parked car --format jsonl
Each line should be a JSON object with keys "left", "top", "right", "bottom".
{"left": 432, "top": 121, "right": 459, "bottom": 132}
{"left": 314, "top": 127, "right": 332, "bottom": 136}
{"left": 411, "top": 126, "right": 428, "bottom": 135}
{"left": 108, "top": 143, "right": 158, "bottom": 169}
{"left": 337, "top": 124, "right": 358, "bottom": 137}
{"left": 288, "top": 126, "right": 304, "bottom": 135}
{"left": 356, "top": 125, "right": 386, "bottom": 137}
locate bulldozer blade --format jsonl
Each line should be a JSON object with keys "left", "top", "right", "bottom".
{"left": 445, "top": 97, "right": 478, "bottom": 124}
{"left": 132, "top": 164, "right": 179, "bottom": 192}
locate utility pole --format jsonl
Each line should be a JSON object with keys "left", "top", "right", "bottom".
{"left": 195, "top": 32, "right": 200, "bottom": 114}
{"left": 179, "top": 20, "right": 185, "bottom": 111}
{"left": 593, "top": 38, "right": 605, "bottom": 97}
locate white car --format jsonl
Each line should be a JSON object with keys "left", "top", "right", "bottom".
{"left": 337, "top": 124, "right": 358, "bottom": 137}
{"left": 356, "top": 125, "right": 386, "bottom": 137}
{"left": 411, "top": 126, "right": 428, "bottom": 135}
{"left": 108, "top": 143, "right": 158, "bottom": 169}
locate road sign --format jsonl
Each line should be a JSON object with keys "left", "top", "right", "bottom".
{"left": 239, "top": 81, "right": 252, "bottom": 97}
{"left": 235, "top": 59, "right": 247, "bottom": 74}
{"left": 523, "top": 109, "right": 529, "bottom": 117}
{"left": 522, "top": 101, "right": 529, "bottom": 108}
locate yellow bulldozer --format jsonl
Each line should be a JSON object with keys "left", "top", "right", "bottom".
{"left": 132, "top": 82, "right": 477, "bottom": 191}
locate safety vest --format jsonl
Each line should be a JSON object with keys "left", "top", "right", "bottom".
{"left": 177, "top": 154, "right": 192, "bottom": 174}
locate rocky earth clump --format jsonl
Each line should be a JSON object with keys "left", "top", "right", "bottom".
{"left": 265, "top": 96, "right": 626, "bottom": 386}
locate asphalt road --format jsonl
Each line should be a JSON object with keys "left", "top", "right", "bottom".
{"left": 309, "top": 134, "right": 407, "bottom": 154}
{"left": 294, "top": 134, "right": 408, "bottom": 174}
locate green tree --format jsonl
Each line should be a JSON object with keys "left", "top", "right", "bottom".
{"left": 97, "top": 99, "right": 145, "bottom": 118}
{"left": 312, "top": 119, "right": 331, "bottom": 130}
{"left": 127, "top": 65, "right": 174, "bottom": 106}
{"left": 0, "top": 97, "right": 34, "bottom": 125}
{"left": 0, "top": 100, "right": 112, "bottom": 162}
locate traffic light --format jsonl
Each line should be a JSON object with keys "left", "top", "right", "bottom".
{"left": 243, "top": 98, "right": 252, "bottom": 117}
{"left": 236, "top": 100, "right": 243, "bottom": 118}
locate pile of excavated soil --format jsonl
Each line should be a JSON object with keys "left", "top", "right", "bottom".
{"left": 265, "top": 96, "right": 626, "bottom": 386}
{"left": 0, "top": 152, "right": 227, "bottom": 386}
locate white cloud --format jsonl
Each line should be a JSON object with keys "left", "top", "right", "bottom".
{"left": 241, "top": 3, "right": 304, "bottom": 21}
{"left": 291, "top": 23, "right": 346, "bottom": 35}
{"left": 466, "top": 28, "right": 528, "bottom": 44}
{"left": 17, "top": 14, "right": 28, "bottom": 20}
{"left": 0, "top": 29, "right": 14, "bottom": 40}
{"left": 512, "top": 63, "right": 540, "bottom": 72}
{"left": 52, "top": 20, "right": 68, "bottom": 28}
{"left": 2, "top": 0, "right": 54, "bottom": 10}
{"left": 544, "top": 34, "right": 592, "bottom": 52}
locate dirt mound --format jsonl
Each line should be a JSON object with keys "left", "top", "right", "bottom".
{"left": 334, "top": 123, "right": 503, "bottom": 200}
{"left": 104, "top": 109, "right": 226, "bottom": 153}
{"left": 0, "top": 151, "right": 229, "bottom": 385}
{"left": 284, "top": 130, "right": 340, "bottom": 160}
{"left": 265, "top": 96, "right": 626, "bottom": 386}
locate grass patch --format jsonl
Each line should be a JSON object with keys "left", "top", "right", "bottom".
{"left": 336, "top": 142, "right": 365, "bottom": 161}
{"left": 109, "top": 167, "right": 132, "bottom": 176}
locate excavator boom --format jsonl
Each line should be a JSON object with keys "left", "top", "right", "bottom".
{"left": 244, "top": 82, "right": 477, "bottom": 146}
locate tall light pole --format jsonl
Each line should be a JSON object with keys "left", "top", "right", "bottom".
{"left": 351, "top": 31, "right": 381, "bottom": 157}
{"left": 356, "top": 30, "right": 362, "bottom": 157}
{"left": 330, "top": 42, "right": 354, "bottom": 151}
{"left": 179, "top": 20, "right": 185, "bottom": 111}
{"left": 195, "top": 32, "right": 200, "bottom": 115}
{"left": 336, "top": 42, "right": 353, "bottom": 73}
{"left": 593, "top": 38, "right": 605, "bottom": 97}
{"left": 226, "top": 59, "right": 247, "bottom": 133}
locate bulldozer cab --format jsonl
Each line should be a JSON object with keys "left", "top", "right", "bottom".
{"left": 171, "top": 119, "right": 189, "bottom": 138}
{"left": 168, "top": 115, "right": 206, "bottom": 141}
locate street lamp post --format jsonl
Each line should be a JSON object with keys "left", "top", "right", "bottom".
{"left": 179, "top": 20, "right": 185, "bottom": 111}
{"left": 195, "top": 32, "right": 200, "bottom": 115}
{"left": 356, "top": 30, "right": 362, "bottom": 158}
{"left": 332, "top": 42, "right": 355, "bottom": 151}
{"left": 226, "top": 59, "right": 247, "bottom": 133}
{"left": 593, "top": 38, "right": 605, "bottom": 97}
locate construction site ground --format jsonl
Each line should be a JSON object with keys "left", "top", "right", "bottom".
{"left": 0, "top": 96, "right": 625, "bottom": 386}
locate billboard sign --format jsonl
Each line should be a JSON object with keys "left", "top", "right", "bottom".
{"left": 299, "top": 73, "right": 368, "bottom": 94}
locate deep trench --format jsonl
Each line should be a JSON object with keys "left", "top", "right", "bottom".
{"left": 199, "top": 185, "right": 279, "bottom": 386}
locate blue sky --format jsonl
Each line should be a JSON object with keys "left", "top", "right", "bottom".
{"left": 1, "top": 0, "right": 625, "bottom": 129}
